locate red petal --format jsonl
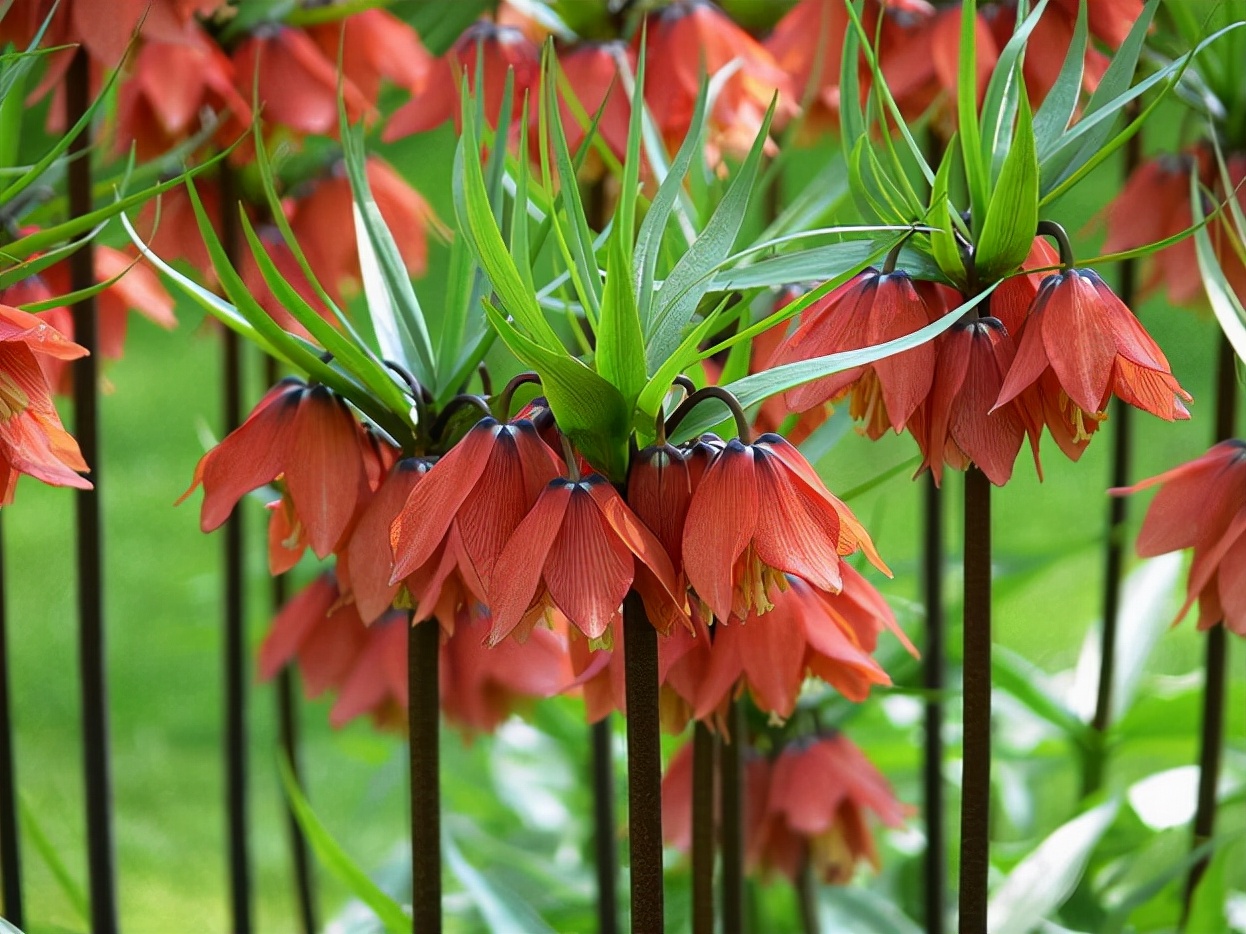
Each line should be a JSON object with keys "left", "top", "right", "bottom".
{"left": 284, "top": 386, "right": 365, "bottom": 557}
{"left": 1039, "top": 273, "right": 1116, "bottom": 415}
{"left": 258, "top": 575, "right": 335, "bottom": 679}
{"left": 544, "top": 482, "right": 634, "bottom": 640}
{"left": 683, "top": 443, "right": 758, "bottom": 622}
{"left": 488, "top": 481, "right": 572, "bottom": 643}
{"left": 349, "top": 459, "right": 430, "bottom": 623}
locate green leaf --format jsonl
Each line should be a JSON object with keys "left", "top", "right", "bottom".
{"left": 817, "top": 884, "right": 922, "bottom": 934}
{"left": 1031, "top": 0, "right": 1088, "bottom": 148}
{"left": 20, "top": 795, "right": 88, "bottom": 925}
{"left": 976, "top": 91, "right": 1039, "bottom": 281}
{"left": 341, "top": 120, "right": 437, "bottom": 390}
{"left": 957, "top": 0, "right": 989, "bottom": 231}
{"left": 454, "top": 95, "right": 564, "bottom": 351}
{"left": 988, "top": 800, "right": 1119, "bottom": 934}
{"left": 929, "top": 141, "right": 969, "bottom": 288}
{"left": 1192, "top": 168, "right": 1246, "bottom": 364}
{"left": 710, "top": 239, "right": 941, "bottom": 292}
{"left": 596, "top": 226, "right": 647, "bottom": 408}
{"left": 443, "top": 824, "right": 557, "bottom": 934}
{"left": 277, "top": 757, "right": 410, "bottom": 933}
{"left": 482, "top": 301, "right": 630, "bottom": 479}
{"left": 993, "top": 647, "right": 1093, "bottom": 749}
{"left": 1098, "top": 835, "right": 1235, "bottom": 934}
{"left": 979, "top": 0, "right": 1048, "bottom": 173}
{"left": 646, "top": 98, "right": 776, "bottom": 369}
{"left": 634, "top": 77, "right": 709, "bottom": 328}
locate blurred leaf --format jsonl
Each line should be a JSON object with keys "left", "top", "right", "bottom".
{"left": 443, "top": 823, "right": 557, "bottom": 933}
{"left": 1193, "top": 169, "right": 1246, "bottom": 363}
{"left": 994, "top": 647, "right": 1093, "bottom": 750}
{"left": 1186, "top": 848, "right": 1229, "bottom": 933}
{"left": 1099, "top": 834, "right": 1233, "bottom": 934}
{"left": 988, "top": 800, "right": 1118, "bottom": 934}
{"left": 1031, "top": 0, "right": 1088, "bottom": 147}
{"left": 278, "top": 757, "right": 410, "bottom": 932}
{"left": 957, "top": 0, "right": 989, "bottom": 232}
{"left": 403, "top": 0, "right": 494, "bottom": 55}
{"left": 20, "top": 795, "right": 88, "bottom": 925}
{"left": 980, "top": 0, "right": 1047, "bottom": 173}
{"left": 1066, "top": 553, "right": 1183, "bottom": 724}
{"left": 817, "top": 884, "right": 922, "bottom": 934}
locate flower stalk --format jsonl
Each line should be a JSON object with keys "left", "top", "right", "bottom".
{"left": 590, "top": 719, "right": 619, "bottom": 934}
{"left": 691, "top": 720, "right": 717, "bottom": 934}
{"left": 721, "top": 698, "right": 745, "bottom": 934}
{"left": 623, "top": 590, "right": 664, "bottom": 931}
{"left": 959, "top": 464, "right": 992, "bottom": 933}
{"left": 0, "top": 516, "right": 21, "bottom": 928}
{"left": 408, "top": 614, "right": 442, "bottom": 933}
{"left": 922, "top": 474, "right": 946, "bottom": 934}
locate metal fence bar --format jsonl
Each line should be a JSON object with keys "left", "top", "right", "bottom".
{"left": 0, "top": 517, "right": 22, "bottom": 927}
{"left": 218, "top": 163, "right": 253, "bottom": 934}
{"left": 921, "top": 475, "right": 945, "bottom": 934}
{"left": 67, "top": 48, "right": 118, "bottom": 934}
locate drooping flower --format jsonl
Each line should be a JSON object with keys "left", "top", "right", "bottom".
{"left": 918, "top": 317, "right": 1035, "bottom": 486}
{"left": 641, "top": 0, "right": 795, "bottom": 165}
{"left": 753, "top": 734, "right": 908, "bottom": 884}
{"left": 383, "top": 21, "right": 540, "bottom": 141}
{"left": 0, "top": 305, "right": 91, "bottom": 502}
{"left": 772, "top": 269, "right": 945, "bottom": 439}
{"left": 390, "top": 417, "right": 562, "bottom": 597}
{"left": 180, "top": 378, "right": 368, "bottom": 557}
{"left": 661, "top": 737, "right": 771, "bottom": 856}
{"left": 995, "top": 269, "right": 1193, "bottom": 430}
{"left": 114, "top": 22, "right": 252, "bottom": 161}
{"left": 488, "top": 473, "right": 688, "bottom": 644}
{"left": 307, "top": 9, "right": 433, "bottom": 107}
{"left": 1113, "top": 441, "right": 1246, "bottom": 636}
{"left": 682, "top": 433, "right": 889, "bottom": 622}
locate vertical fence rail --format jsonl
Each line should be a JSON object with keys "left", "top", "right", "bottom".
{"left": 67, "top": 48, "right": 118, "bottom": 934}
{"left": 1183, "top": 331, "right": 1240, "bottom": 915}
{"left": 691, "top": 721, "right": 716, "bottom": 934}
{"left": 959, "top": 466, "right": 992, "bottom": 934}
{"left": 1086, "top": 122, "right": 1142, "bottom": 795}
{"left": 0, "top": 517, "right": 22, "bottom": 927}
{"left": 265, "top": 355, "right": 318, "bottom": 933}
{"left": 922, "top": 475, "right": 945, "bottom": 934}
{"left": 218, "top": 163, "right": 253, "bottom": 934}
{"left": 720, "top": 699, "right": 744, "bottom": 934}
{"left": 590, "top": 718, "right": 618, "bottom": 934}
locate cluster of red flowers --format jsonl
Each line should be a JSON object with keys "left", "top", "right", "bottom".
{"left": 663, "top": 732, "right": 908, "bottom": 885}
{"left": 772, "top": 238, "right": 1191, "bottom": 486}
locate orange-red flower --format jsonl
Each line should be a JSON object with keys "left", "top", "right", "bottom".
{"left": 383, "top": 21, "right": 540, "bottom": 141}
{"left": 753, "top": 734, "right": 908, "bottom": 883}
{"left": 488, "top": 474, "right": 687, "bottom": 644}
{"left": 1113, "top": 441, "right": 1246, "bottom": 636}
{"left": 662, "top": 737, "right": 771, "bottom": 855}
{"left": 683, "top": 569, "right": 910, "bottom": 725}
{"left": 682, "top": 433, "right": 889, "bottom": 621}
{"left": 114, "top": 22, "right": 252, "bottom": 161}
{"left": 180, "top": 378, "right": 368, "bottom": 557}
{"left": 307, "top": 9, "right": 433, "bottom": 107}
{"left": 919, "top": 317, "right": 1034, "bottom": 486}
{"left": 0, "top": 304, "right": 90, "bottom": 503}
{"left": 390, "top": 417, "right": 562, "bottom": 596}
{"left": 641, "top": 0, "right": 795, "bottom": 165}
{"left": 995, "top": 269, "right": 1192, "bottom": 429}
{"left": 535, "top": 42, "right": 634, "bottom": 172}
{"left": 772, "top": 269, "right": 945, "bottom": 439}
{"left": 232, "top": 26, "right": 369, "bottom": 137}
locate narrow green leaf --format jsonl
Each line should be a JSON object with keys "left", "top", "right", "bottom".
{"left": 929, "top": 140, "right": 969, "bottom": 288}
{"left": 596, "top": 226, "right": 647, "bottom": 408}
{"left": 1193, "top": 168, "right": 1246, "bottom": 364}
{"left": 976, "top": 91, "right": 1039, "bottom": 281}
{"left": 711, "top": 242, "right": 939, "bottom": 292}
{"left": 454, "top": 95, "right": 564, "bottom": 350}
{"left": 634, "top": 77, "right": 709, "bottom": 326}
{"left": 646, "top": 99, "right": 777, "bottom": 370}
{"left": 1099, "top": 836, "right": 1234, "bottom": 934}
{"left": 993, "top": 647, "right": 1094, "bottom": 749}
{"left": 342, "top": 121, "right": 437, "bottom": 388}
{"left": 1031, "top": 0, "right": 1087, "bottom": 149}
{"left": 957, "top": 0, "right": 989, "bottom": 230}
{"left": 979, "top": 0, "right": 1048, "bottom": 172}
{"left": 20, "top": 796, "right": 88, "bottom": 925}
{"left": 482, "top": 301, "right": 630, "bottom": 479}
{"left": 838, "top": 17, "right": 866, "bottom": 157}
{"left": 278, "top": 758, "right": 409, "bottom": 933}
{"left": 987, "top": 801, "right": 1119, "bottom": 934}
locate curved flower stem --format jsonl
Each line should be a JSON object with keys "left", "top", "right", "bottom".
{"left": 590, "top": 719, "right": 619, "bottom": 934}
{"left": 408, "top": 615, "right": 442, "bottom": 934}
{"left": 68, "top": 49, "right": 119, "bottom": 934}
{"left": 721, "top": 698, "right": 745, "bottom": 934}
{"left": 623, "top": 591, "right": 664, "bottom": 931}
{"left": 959, "top": 465, "right": 992, "bottom": 933}
{"left": 1182, "top": 330, "right": 1239, "bottom": 921}
{"left": 691, "top": 721, "right": 717, "bottom": 934}
{"left": 922, "top": 475, "right": 946, "bottom": 934}
{"left": 495, "top": 371, "right": 542, "bottom": 421}
{"left": 664, "top": 386, "right": 754, "bottom": 444}
{"left": 1085, "top": 122, "right": 1143, "bottom": 796}
{"left": 428, "top": 394, "right": 492, "bottom": 443}
{"left": 1035, "top": 220, "right": 1076, "bottom": 270}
